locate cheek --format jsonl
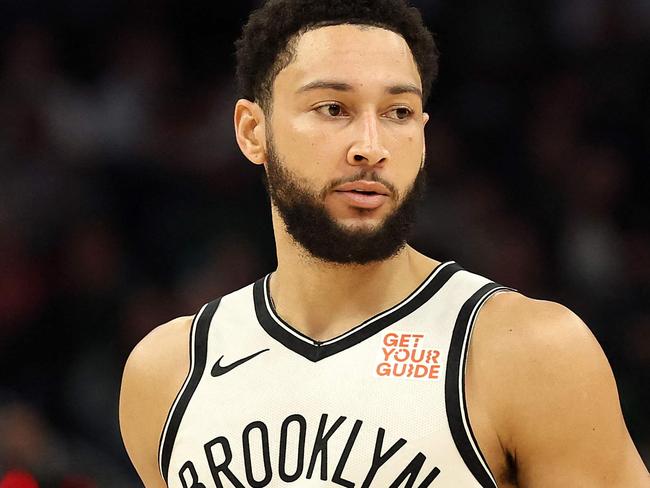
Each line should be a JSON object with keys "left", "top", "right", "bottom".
{"left": 386, "top": 122, "right": 421, "bottom": 150}
{"left": 280, "top": 119, "right": 341, "bottom": 167}
{"left": 392, "top": 132, "right": 423, "bottom": 191}
{"left": 391, "top": 127, "right": 422, "bottom": 155}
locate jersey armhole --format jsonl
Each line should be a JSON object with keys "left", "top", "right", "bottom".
{"left": 157, "top": 298, "right": 222, "bottom": 484}
{"left": 446, "top": 283, "right": 515, "bottom": 488}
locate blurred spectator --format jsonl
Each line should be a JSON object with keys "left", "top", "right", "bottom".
{"left": 0, "top": 399, "right": 130, "bottom": 485}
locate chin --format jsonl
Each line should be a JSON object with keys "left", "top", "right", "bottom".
{"left": 331, "top": 204, "right": 391, "bottom": 222}
{"left": 335, "top": 216, "right": 385, "bottom": 232}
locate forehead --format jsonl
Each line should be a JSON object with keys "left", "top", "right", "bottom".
{"left": 275, "top": 24, "right": 422, "bottom": 94}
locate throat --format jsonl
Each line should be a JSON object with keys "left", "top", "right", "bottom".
{"left": 269, "top": 288, "right": 383, "bottom": 342}
{"left": 267, "top": 249, "right": 439, "bottom": 343}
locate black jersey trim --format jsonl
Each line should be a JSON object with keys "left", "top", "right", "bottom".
{"left": 158, "top": 298, "right": 221, "bottom": 483}
{"left": 253, "top": 261, "right": 462, "bottom": 362}
{"left": 445, "top": 283, "right": 514, "bottom": 488}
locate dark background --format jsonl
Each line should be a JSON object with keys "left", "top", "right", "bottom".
{"left": 0, "top": 0, "right": 648, "bottom": 485}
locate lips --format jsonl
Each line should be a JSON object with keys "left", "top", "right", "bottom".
{"left": 333, "top": 180, "right": 391, "bottom": 209}
{"left": 334, "top": 181, "right": 390, "bottom": 195}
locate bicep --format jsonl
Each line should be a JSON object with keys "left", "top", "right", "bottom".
{"left": 119, "top": 317, "right": 193, "bottom": 488}
{"left": 119, "top": 348, "right": 170, "bottom": 487}
{"left": 509, "top": 309, "right": 648, "bottom": 486}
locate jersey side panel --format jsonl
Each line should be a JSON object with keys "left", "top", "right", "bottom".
{"left": 446, "top": 284, "right": 515, "bottom": 488}
{"left": 158, "top": 298, "right": 221, "bottom": 483}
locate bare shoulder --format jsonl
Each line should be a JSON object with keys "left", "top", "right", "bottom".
{"left": 119, "top": 315, "right": 194, "bottom": 487}
{"left": 473, "top": 291, "right": 598, "bottom": 369}
{"left": 123, "top": 315, "right": 194, "bottom": 383}
{"left": 472, "top": 292, "right": 621, "bottom": 419}
{"left": 469, "top": 291, "right": 648, "bottom": 487}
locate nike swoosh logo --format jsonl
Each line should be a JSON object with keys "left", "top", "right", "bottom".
{"left": 211, "top": 348, "right": 269, "bottom": 377}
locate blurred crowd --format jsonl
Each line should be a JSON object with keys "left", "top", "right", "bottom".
{"left": 0, "top": 0, "right": 648, "bottom": 485}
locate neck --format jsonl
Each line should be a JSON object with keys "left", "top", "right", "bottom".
{"left": 269, "top": 211, "right": 440, "bottom": 341}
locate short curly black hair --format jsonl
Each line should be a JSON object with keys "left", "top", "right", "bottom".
{"left": 235, "top": 0, "right": 438, "bottom": 113}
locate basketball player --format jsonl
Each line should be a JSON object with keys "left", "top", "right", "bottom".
{"left": 119, "top": 0, "right": 649, "bottom": 486}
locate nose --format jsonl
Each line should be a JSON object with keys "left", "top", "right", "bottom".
{"left": 347, "top": 112, "right": 390, "bottom": 167}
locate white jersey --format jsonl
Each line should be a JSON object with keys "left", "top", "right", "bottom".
{"left": 159, "top": 261, "right": 512, "bottom": 487}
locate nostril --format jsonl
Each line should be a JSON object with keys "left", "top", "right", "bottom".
{"left": 354, "top": 154, "right": 364, "bottom": 161}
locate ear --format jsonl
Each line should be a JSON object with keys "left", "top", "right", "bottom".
{"left": 421, "top": 112, "right": 429, "bottom": 167}
{"left": 234, "top": 99, "right": 267, "bottom": 165}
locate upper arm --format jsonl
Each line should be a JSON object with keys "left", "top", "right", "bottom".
{"left": 474, "top": 295, "right": 648, "bottom": 487}
{"left": 119, "top": 316, "right": 193, "bottom": 488}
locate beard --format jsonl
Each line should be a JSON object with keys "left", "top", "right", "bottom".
{"left": 264, "top": 139, "right": 426, "bottom": 265}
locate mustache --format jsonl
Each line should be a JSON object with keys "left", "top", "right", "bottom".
{"left": 319, "top": 171, "right": 399, "bottom": 200}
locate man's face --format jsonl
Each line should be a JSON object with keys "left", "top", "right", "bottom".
{"left": 265, "top": 24, "right": 428, "bottom": 263}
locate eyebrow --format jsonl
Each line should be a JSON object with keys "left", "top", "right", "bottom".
{"left": 387, "top": 84, "right": 422, "bottom": 99}
{"left": 296, "top": 80, "right": 422, "bottom": 99}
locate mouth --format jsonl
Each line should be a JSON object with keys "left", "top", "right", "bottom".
{"left": 347, "top": 189, "right": 379, "bottom": 196}
{"left": 333, "top": 180, "right": 390, "bottom": 196}
{"left": 333, "top": 181, "right": 391, "bottom": 209}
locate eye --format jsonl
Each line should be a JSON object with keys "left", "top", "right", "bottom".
{"left": 386, "top": 107, "right": 413, "bottom": 120}
{"left": 315, "top": 103, "right": 348, "bottom": 118}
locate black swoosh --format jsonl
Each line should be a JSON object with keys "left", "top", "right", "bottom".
{"left": 211, "top": 349, "right": 269, "bottom": 377}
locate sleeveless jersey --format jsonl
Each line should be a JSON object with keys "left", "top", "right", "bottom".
{"left": 158, "top": 261, "right": 512, "bottom": 488}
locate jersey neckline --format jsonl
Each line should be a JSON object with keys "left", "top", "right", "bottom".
{"left": 252, "top": 261, "right": 462, "bottom": 362}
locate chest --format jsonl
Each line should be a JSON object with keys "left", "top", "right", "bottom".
{"left": 173, "top": 320, "right": 457, "bottom": 486}
{"left": 160, "top": 265, "right": 510, "bottom": 487}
